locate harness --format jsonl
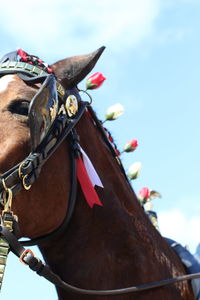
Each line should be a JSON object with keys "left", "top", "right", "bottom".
{"left": 0, "top": 49, "right": 199, "bottom": 297}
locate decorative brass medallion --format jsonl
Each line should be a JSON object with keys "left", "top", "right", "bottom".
{"left": 65, "top": 95, "right": 78, "bottom": 117}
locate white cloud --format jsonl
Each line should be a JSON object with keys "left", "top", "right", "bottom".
{"left": 0, "top": 0, "right": 160, "bottom": 57}
{"left": 158, "top": 209, "right": 200, "bottom": 253}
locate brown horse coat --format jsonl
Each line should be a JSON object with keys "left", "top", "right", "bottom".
{"left": 0, "top": 49, "right": 194, "bottom": 299}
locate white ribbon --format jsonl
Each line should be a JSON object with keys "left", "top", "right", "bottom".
{"left": 79, "top": 146, "right": 104, "bottom": 188}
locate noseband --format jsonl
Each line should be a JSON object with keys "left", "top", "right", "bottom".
{"left": 0, "top": 50, "right": 199, "bottom": 297}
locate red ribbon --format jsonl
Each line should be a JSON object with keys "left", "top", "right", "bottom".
{"left": 76, "top": 157, "right": 103, "bottom": 208}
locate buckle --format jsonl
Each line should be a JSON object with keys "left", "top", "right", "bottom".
{"left": 19, "top": 249, "right": 34, "bottom": 265}
{"left": 18, "top": 162, "right": 32, "bottom": 191}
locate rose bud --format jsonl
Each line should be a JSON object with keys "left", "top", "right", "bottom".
{"left": 86, "top": 72, "right": 106, "bottom": 90}
{"left": 127, "top": 162, "right": 141, "bottom": 180}
{"left": 138, "top": 187, "right": 150, "bottom": 204}
{"left": 105, "top": 103, "right": 124, "bottom": 121}
{"left": 123, "top": 139, "right": 138, "bottom": 152}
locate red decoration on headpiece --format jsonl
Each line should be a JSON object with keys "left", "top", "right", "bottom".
{"left": 76, "top": 157, "right": 103, "bottom": 208}
{"left": 17, "top": 48, "right": 53, "bottom": 74}
{"left": 17, "top": 49, "right": 28, "bottom": 62}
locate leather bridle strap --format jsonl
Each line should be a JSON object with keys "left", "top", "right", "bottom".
{"left": 21, "top": 130, "right": 79, "bottom": 247}
{"left": 0, "top": 101, "right": 88, "bottom": 200}
{"left": 0, "top": 101, "right": 88, "bottom": 247}
{"left": 0, "top": 222, "right": 199, "bottom": 296}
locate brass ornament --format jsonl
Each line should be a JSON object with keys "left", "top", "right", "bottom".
{"left": 65, "top": 95, "right": 78, "bottom": 117}
{"left": 49, "top": 99, "right": 58, "bottom": 122}
{"left": 56, "top": 82, "right": 65, "bottom": 98}
{"left": 18, "top": 162, "right": 32, "bottom": 191}
{"left": 22, "top": 175, "right": 32, "bottom": 191}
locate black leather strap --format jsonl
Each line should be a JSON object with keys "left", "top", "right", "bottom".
{"left": 21, "top": 130, "right": 79, "bottom": 246}
{"left": 0, "top": 101, "right": 88, "bottom": 200}
{"left": 18, "top": 73, "right": 49, "bottom": 84}
{"left": 1, "top": 222, "right": 200, "bottom": 296}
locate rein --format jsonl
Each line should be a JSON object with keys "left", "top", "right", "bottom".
{"left": 0, "top": 50, "right": 197, "bottom": 297}
{"left": 1, "top": 223, "right": 200, "bottom": 296}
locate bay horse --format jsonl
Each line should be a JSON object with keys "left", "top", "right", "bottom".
{"left": 0, "top": 47, "right": 195, "bottom": 299}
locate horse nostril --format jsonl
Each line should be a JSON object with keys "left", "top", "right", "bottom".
{"left": 7, "top": 99, "right": 29, "bottom": 116}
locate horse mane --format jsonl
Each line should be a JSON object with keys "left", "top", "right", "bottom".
{"left": 38, "top": 103, "right": 193, "bottom": 299}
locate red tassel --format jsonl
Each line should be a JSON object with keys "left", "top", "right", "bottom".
{"left": 76, "top": 157, "right": 103, "bottom": 208}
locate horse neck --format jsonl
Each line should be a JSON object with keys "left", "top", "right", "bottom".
{"left": 39, "top": 109, "right": 193, "bottom": 300}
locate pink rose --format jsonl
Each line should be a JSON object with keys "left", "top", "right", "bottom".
{"left": 86, "top": 72, "right": 106, "bottom": 90}
{"left": 138, "top": 187, "right": 150, "bottom": 204}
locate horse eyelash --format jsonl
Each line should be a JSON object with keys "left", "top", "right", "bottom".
{"left": 7, "top": 99, "right": 30, "bottom": 116}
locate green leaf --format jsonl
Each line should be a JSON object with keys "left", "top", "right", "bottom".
{"left": 149, "top": 190, "right": 162, "bottom": 200}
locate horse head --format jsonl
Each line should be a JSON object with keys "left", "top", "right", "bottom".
{"left": 0, "top": 47, "right": 105, "bottom": 239}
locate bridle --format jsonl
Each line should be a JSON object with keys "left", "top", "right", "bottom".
{"left": 0, "top": 50, "right": 199, "bottom": 297}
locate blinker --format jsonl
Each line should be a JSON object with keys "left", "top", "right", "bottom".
{"left": 28, "top": 75, "right": 58, "bottom": 151}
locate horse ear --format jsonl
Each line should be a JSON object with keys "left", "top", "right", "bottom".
{"left": 50, "top": 46, "right": 105, "bottom": 89}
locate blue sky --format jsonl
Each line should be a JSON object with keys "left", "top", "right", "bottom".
{"left": 1, "top": 0, "right": 200, "bottom": 299}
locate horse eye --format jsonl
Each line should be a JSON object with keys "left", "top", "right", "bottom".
{"left": 7, "top": 100, "right": 30, "bottom": 116}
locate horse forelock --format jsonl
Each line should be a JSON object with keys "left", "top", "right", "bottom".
{"left": 0, "top": 74, "right": 17, "bottom": 93}
{"left": 0, "top": 74, "right": 39, "bottom": 105}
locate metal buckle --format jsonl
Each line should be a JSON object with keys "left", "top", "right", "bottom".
{"left": 18, "top": 161, "right": 26, "bottom": 178}
{"left": 19, "top": 249, "right": 34, "bottom": 265}
{"left": 22, "top": 175, "right": 31, "bottom": 190}
{"left": 18, "top": 162, "right": 32, "bottom": 191}
{"left": 1, "top": 179, "right": 13, "bottom": 214}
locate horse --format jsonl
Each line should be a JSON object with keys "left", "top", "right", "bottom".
{"left": 0, "top": 47, "right": 194, "bottom": 300}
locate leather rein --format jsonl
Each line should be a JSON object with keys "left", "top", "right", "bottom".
{"left": 0, "top": 63, "right": 199, "bottom": 297}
